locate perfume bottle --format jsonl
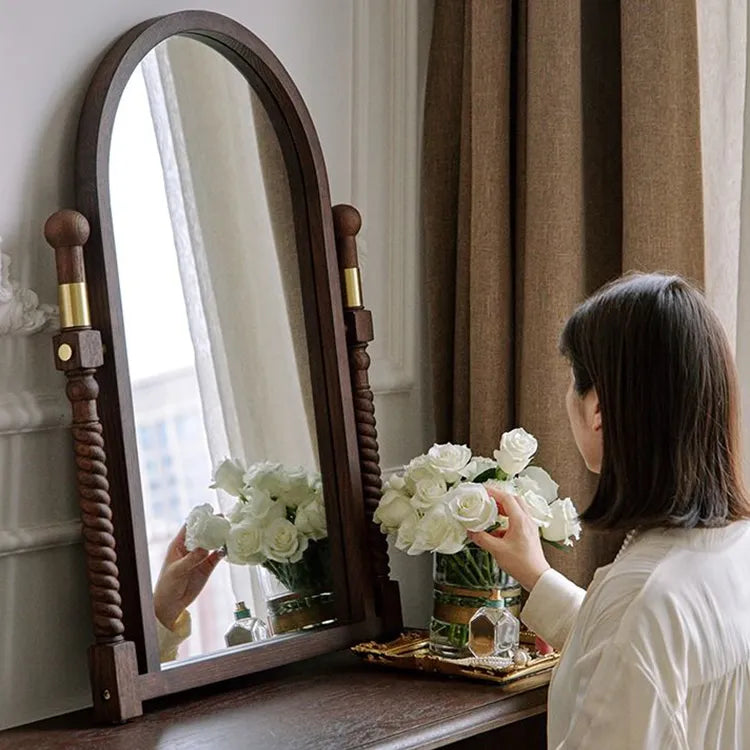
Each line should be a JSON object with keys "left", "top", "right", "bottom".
{"left": 224, "top": 601, "right": 270, "bottom": 647}
{"left": 468, "top": 606, "right": 520, "bottom": 660}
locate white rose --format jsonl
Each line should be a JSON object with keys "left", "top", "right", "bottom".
{"left": 519, "top": 489, "right": 553, "bottom": 528}
{"left": 294, "top": 496, "right": 327, "bottom": 540}
{"left": 243, "top": 487, "right": 285, "bottom": 525}
{"left": 308, "top": 473, "right": 323, "bottom": 494}
{"left": 446, "top": 483, "right": 498, "bottom": 531}
{"left": 394, "top": 511, "right": 420, "bottom": 552}
{"left": 374, "top": 489, "right": 414, "bottom": 533}
{"left": 409, "top": 505, "right": 467, "bottom": 555}
{"left": 542, "top": 498, "right": 581, "bottom": 546}
{"left": 516, "top": 466, "right": 558, "bottom": 502}
{"left": 225, "top": 520, "right": 264, "bottom": 564}
{"left": 493, "top": 428, "right": 538, "bottom": 476}
{"left": 184, "top": 503, "right": 230, "bottom": 551}
{"left": 243, "top": 461, "right": 286, "bottom": 498}
{"left": 383, "top": 472, "right": 408, "bottom": 493}
{"left": 210, "top": 458, "right": 246, "bottom": 497}
{"left": 411, "top": 477, "right": 449, "bottom": 512}
{"left": 460, "top": 456, "right": 498, "bottom": 481}
{"left": 262, "top": 518, "right": 309, "bottom": 563}
{"left": 284, "top": 467, "right": 316, "bottom": 508}
{"left": 426, "top": 443, "right": 473, "bottom": 483}
{"left": 404, "top": 455, "right": 443, "bottom": 492}
{"left": 227, "top": 500, "right": 249, "bottom": 524}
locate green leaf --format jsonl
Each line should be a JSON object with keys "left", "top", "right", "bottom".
{"left": 473, "top": 467, "right": 499, "bottom": 484}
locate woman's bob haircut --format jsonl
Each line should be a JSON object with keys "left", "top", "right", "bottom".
{"left": 560, "top": 273, "right": 749, "bottom": 530}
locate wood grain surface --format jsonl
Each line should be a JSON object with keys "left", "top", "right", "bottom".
{"left": 2, "top": 651, "right": 548, "bottom": 749}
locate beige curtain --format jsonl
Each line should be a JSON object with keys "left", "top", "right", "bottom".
{"left": 423, "top": 0, "right": 704, "bottom": 586}
{"left": 251, "top": 95, "right": 319, "bottom": 460}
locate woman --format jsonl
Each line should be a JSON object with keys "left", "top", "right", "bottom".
{"left": 471, "top": 273, "right": 750, "bottom": 749}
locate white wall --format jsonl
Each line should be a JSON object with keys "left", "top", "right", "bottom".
{"left": 0, "top": 0, "right": 433, "bottom": 728}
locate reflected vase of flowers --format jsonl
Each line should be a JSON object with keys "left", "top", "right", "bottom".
{"left": 183, "top": 458, "right": 337, "bottom": 636}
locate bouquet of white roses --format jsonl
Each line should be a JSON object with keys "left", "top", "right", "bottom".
{"left": 374, "top": 428, "right": 581, "bottom": 559}
{"left": 183, "top": 458, "right": 331, "bottom": 594}
{"left": 376, "top": 428, "right": 579, "bottom": 657}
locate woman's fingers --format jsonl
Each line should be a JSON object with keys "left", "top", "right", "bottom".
{"left": 468, "top": 530, "right": 506, "bottom": 554}
{"left": 198, "top": 550, "right": 223, "bottom": 577}
{"left": 486, "top": 486, "right": 527, "bottom": 520}
{"left": 171, "top": 548, "right": 209, "bottom": 575}
{"left": 165, "top": 524, "right": 188, "bottom": 562}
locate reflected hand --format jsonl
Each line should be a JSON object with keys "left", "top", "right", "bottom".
{"left": 468, "top": 487, "right": 550, "bottom": 592}
{"left": 153, "top": 525, "right": 223, "bottom": 630}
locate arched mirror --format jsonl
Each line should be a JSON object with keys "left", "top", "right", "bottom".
{"left": 110, "top": 35, "right": 332, "bottom": 663}
{"left": 46, "top": 10, "right": 401, "bottom": 722}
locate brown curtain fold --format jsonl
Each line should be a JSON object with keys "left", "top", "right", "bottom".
{"left": 423, "top": 0, "right": 704, "bottom": 586}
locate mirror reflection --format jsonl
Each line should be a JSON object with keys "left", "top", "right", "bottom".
{"left": 109, "top": 36, "right": 332, "bottom": 665}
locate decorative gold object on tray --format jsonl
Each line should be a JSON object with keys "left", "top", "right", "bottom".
{"left": 352, "top": 630, "right": 558, "bottom": 686}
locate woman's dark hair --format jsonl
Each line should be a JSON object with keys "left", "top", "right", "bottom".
{"left": 560, "top": 272, "right": 749, "bottom": 530}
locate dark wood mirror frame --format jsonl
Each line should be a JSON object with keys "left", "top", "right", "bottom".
{"left": 43, "top": 10, "right": 402, "bottom": 724}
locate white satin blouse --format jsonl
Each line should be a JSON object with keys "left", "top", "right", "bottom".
{"left": 521, "top": 522, "right": 750, "bottom": 749}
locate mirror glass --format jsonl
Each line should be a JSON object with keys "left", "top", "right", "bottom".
{"left": 108, "top": 36, "right": 334, "bottom": 665}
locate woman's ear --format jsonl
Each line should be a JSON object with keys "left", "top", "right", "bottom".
{"left": 590, "top": 390, "right": 602, "bottom": 432}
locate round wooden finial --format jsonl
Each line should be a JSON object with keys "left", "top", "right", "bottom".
{"left": 332, "top": 204, "right": 362, "bottom": 238}
{"left": 44, "top": 210, "right": 90, "bottom": 249}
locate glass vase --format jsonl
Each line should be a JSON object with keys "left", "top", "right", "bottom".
{"left": 429, "top": 545, "right": 521, "bottom": 658}
{"left": 260, "top": 539, "right": 336, "bottom": 635}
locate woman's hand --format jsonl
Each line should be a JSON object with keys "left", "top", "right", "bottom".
{"left": 469, "top": 487, "right": 551, "bottom": 592}
{"left": 153, "top": 525, "right": 223, "bottom": 630}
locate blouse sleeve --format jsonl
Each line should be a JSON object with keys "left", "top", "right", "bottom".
{"left": 554, "top": 642, "right": 687, "bottom": 749}
{"left": 157, "top": 609, "right": 192, "bottom": 663}
{"left": 520, "top": 568, "right": 585, "bottom": 650}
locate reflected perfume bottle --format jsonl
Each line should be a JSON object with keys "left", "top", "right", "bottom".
{"left": 467, "top": 606, "right": 520, "bottom": 660}
{"left": 224, "top": 601, "right": 270, "bottom": 647}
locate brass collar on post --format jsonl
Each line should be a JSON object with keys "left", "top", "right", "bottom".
{"left": 58, "top": 282, "right": 91, "bottom": 329}
{"left": 342, "top": 267, "right": 363, "bottom": 309}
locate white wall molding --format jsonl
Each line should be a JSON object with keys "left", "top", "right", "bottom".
{"left": 351, "top": 0, "right": 419, "bottom": 395}
{"left": 0, "top": 519, "right": 81, "bottom": 558}
{"left": 0, "top": 244, "right": 58, "bottom": 336}
{"left": 0, "top": 391, "right": 70, "bottom": 435}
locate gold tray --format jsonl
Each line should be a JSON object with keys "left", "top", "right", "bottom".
{"left": 352, "top": 630, "right": 558, "bottom": 687}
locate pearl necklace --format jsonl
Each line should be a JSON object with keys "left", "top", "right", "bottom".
{"left": 614, "top": 529, "right": 638, "bottom": 563}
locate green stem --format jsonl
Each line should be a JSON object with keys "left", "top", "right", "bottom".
{"left": 447, "top": 554, "right": 475, "bottom": 586}
{"left": 463, "top": 547, "right": 488, "bottom": 587}
{"left": 484, "top": 549, "right": 495, "bottom": 586}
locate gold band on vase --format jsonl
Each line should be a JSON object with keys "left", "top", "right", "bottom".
{"left": 342, "top": 267, "right": 363, "bottom": 308}
{"left": 432, "top": 583, "right": 521, "bottom": 625}
{"left": 269, "top": 599, "right": 337, "bottom": 634}
{"left": 434, "top": 583, "right": 503, "bottom": 601}
{"left": 58, "top": 282, "right": 91, "bottom": 328}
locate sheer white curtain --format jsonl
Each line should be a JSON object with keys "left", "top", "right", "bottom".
{"left": 141, "top": 37, "right": 318, "bottom": 619}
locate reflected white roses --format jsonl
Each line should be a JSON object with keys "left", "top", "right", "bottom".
{"left": 185, "top": 458, "right": 327, "bottom": 567}
{"left": 374, "top": 427, "right": 582, "bottom": 555}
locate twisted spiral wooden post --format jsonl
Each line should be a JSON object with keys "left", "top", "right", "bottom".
{"left": 69, "top": 376, "right": 124, "bottom": 641}
{"left": 333, "top": 204, "right": 402, "bottom": 634}
{"left": 45, "top": 209, "right": 141, "bottom": 723}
